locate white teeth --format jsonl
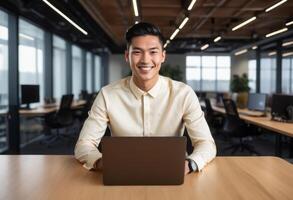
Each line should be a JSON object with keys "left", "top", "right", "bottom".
{"left": 138, "top": 66, "right": 153, "bottom": 72}
{"left": 138, "top": 66, "right": 153, "bottom": 68}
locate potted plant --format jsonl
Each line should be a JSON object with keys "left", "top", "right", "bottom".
{"left": 160, "top": 64, "right": 183, "bottom": 81}
{"left": 230, "top": 73, "right": 250, "bottom": 108}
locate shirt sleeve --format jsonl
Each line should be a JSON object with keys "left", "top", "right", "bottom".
{"left": 74, "top": 89, "right": 109, "bottom": 170}
{"left": 183, "top": 88, "right": 217, "bottom": 171}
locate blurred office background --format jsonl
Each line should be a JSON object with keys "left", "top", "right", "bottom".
{"left": 0, "top": 0, "right": 292, "bottom": 160}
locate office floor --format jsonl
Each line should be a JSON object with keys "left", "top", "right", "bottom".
{"left": 20, "top": 123, "right": 80, "bottom": 155}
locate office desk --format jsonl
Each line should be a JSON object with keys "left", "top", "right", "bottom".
{"left": 19, "top": 100, "right": 86, "bottom": 117}
{"left": 0, "top": 155, "right": 292, "bottom": 200}
{"left": 0, "top": 109, "right": 7, "bottom": 116}
{"left": 211, "top": 105, "right": 293, "bottom": 156}
{"left": 0, "top": 101, "right": 86, "bottom": 117}
{"left": 212, "top": 106, "right": 293, "bottom": 138}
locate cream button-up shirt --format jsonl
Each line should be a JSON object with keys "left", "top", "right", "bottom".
{"left": 74, "top": 76, "right": 216, "bottom": 171}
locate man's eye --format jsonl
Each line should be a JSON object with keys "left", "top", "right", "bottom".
{"left": 150, "top": 51, "right": 158, "bottom": 54}
{"left": 132, "top": 51, "right": 140, "bottom": 54}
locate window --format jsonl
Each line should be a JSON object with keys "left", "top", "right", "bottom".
{"left": 53, "top": 35, "right": 67, "bottom": 100}
{"left": 86, "top": 52, "right": 92, "bottom": 92}
{"left": 72, "top": 45, "right": 82, "bottom": 99}
{"left": 216, "top": 56, "right": 230, "bottom": 91}
{"left": 186, "top": 56, "right": 201, "bottom": 89}
{"left": 95, "top": 55, "right": 101, "bottom": 91}
{"left": 260, "top": 57, "right": 276, "bottom": 94}
{"left": 282, "top": 57, "right": 293, "bottom": 94}
{"left": 248, "top": 60, "right": 256, "bottom": 92}
{"left": 18, "top": 19, "right": 45, "bottom": 146}
{"left": 0, "top": 10, "right": 8, "bottom": 106}
{"left": 18, "top": 18, "right": 44, "bottom": 105}
{"left": 0, "top": 9, "right": 8, "bottom": 152}
{"left": 202, "top": 56, "right": 216, "bottom": 91}
{"left": 186, "top": 55, "right": 231, "bottom": 91}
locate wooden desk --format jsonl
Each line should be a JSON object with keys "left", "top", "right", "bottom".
{"left": 210, "top": 105, "right": 293, "bottom": 156}
{"left": 212, "top": 106, "right": 293, "bottom": 138}
{"left": 0, "top": 155, "right": 292, "bottom": 200}
{"left": 19, "top": 100, "right": 86, "bottom": 117}
{"left": 0, "top": 109, "right": 7, "bottom": 116}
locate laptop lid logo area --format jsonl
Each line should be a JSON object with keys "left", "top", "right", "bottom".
{"left": 102, "top": 137, "right": 187, "bottom": 185}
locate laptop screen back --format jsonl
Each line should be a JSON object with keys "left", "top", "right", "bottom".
{"left": 248, "top": 93, "right": 266, "bottom": 111}
{"left": 102, "top": 137, "right": 186, "bottom": 185}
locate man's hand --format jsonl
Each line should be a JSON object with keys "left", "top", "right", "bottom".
{"left": 185, "top": 160, "right": 190, "bottom": 175}
{"left": 94, "top": 158, "right": 103, "bottom": 171}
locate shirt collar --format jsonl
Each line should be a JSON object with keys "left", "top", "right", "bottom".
{"left": 129, "top": 76, "right": 162, "bottom": 99}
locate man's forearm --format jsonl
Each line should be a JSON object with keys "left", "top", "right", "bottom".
{"left": 74, "top": 141, "right": 102, "bottom": 170}
{"left": 188, "top": 140, "right": 216, "bottom": 171}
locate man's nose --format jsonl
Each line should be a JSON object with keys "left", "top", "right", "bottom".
{"left": 140, "top": 52, "right": 151, "bottom": 63}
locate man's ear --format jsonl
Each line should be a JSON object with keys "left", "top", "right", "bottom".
{"left": 125, "top": 50, "right": 129, "bottom": 62}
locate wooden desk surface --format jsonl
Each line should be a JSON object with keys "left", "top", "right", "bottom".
{"left": 19, "top": 100, "right": 86, "bottom": 117}
{"left": 212, "top": 106, "right": 293, "bottom": 137}
{"left": 0, "top": 109, "right": 7, "bottom": 116}
{"left": 0, "top": 155, "right": 292, "bottom": 200}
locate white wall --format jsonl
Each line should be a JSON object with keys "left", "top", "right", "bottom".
{"left": 108, "top": 54, "right": 129, "bottom": 83}
{"left": 108, "top": 53, "right": 187, "bottom": 83}
{"left": 231, "top": 50, "right": 257, "bottom": 78}
{"left": 231, "top": 53, "right": 249, "bottom": 77}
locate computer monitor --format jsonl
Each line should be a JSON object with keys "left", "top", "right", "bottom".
{"left": 21, "top": 84, "right": 40, "bottom": 109}
{"left": 271, "top": 94, "right": 293, "bottom": 121}
{"left": 247, "top": 93, "right": 267, "bottom": 112}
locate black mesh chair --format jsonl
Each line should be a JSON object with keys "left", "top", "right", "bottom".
{"left": 218, "top": 99, "right": 260, "bottom": 155}
{"left": 75, "top": 92, "right": 98, "bottom": 123}
{"left": 43, "top": 94, "right": 74, "bottom": 146}
{"left": 204, "top": 98, "right": 223, "bottom": 129}
{"left": 196, "top": 91, "right": 207, "bottom": 101}
{"left": 0, "top": 115, "right": 7, "bottom": 149}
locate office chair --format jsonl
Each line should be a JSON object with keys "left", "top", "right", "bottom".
{"left": 218, "top": 99, "right": 259, "bottom": 155}
{"left": 43, "top": 94, "right": 74, "bottom": 146}
{"left": 183, "top": 128, "right": 194, "bottom": 155}
{"left": 75, "top": 92, "right": 98, "bottom": 123}
{"left": 0, "top": 115, "right": 7, "bottom": 149}
{"left": 79, "top": 90, "right": 89, "bottom": 100}
{"left": 204, "top": 98, "right": 223, "bottom": 129}
{"left": 196, "top": 91, "right": 207, "bottom": 101}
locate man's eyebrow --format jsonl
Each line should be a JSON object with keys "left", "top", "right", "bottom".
{"left": 149, "top": 47, "right": 160, "bottom": 50}
{"left": 132, "top": 47, "right": 143, "bottom": 51}
{"left": 131, "top": 47, "right": 160, "bottom": 51}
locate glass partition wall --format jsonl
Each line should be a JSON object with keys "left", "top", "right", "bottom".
{"left": 260, "top": 43, "right": 277, "bottom": 94}
{"left": 53, "top": 35, "right": 67, "bottom": 101}
{"left": 95, "top": 55, "right": 101, "bottom": 92}
{"left": 0, "top": 9, "right": 103, "bottom": 154}
{"left": 72, "top": 45, "right": 82, "bottom": 99}
{"left": 86, "top": 52, "right": 93, "bottom": 93}
{"left": 0, "top": 9, "right": 9, "bottom": 152}
{"left": 282, "top": 38, "right": 293, "bottom": 94}
{"left": 18, "top": 18, "right": 45, "bottom": 147}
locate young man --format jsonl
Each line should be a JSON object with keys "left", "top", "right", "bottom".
{"left": 74, "top": 22, "right": 216, "bottom": 175}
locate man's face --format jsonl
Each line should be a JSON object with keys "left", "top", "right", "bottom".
{"left": 125, "top": 35, "right": 166, "bottom": 85}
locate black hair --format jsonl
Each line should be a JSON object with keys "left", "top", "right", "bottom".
{"left": 125, "top": 22, "right": 164, "bottom": 49}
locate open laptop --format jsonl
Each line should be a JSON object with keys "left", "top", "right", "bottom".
{"left": 239, "top": 93, "right": 267, "bottom": 117}
{"left": 101, "top": 136, "right": 186, "bottom": 185}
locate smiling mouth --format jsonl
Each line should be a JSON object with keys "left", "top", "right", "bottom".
{"left": 138, "top": 66, "right": 154, "bottom": 70}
